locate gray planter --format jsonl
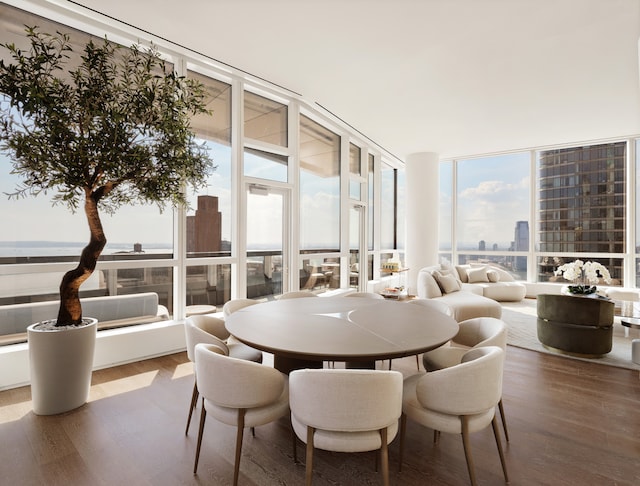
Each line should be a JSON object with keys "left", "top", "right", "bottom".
{"left": 27, "top": 318, "right": 98, "bottom": 415}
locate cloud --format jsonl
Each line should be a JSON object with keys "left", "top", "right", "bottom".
{"left": 457, "top": 177, "right": 529, "bottom": 249}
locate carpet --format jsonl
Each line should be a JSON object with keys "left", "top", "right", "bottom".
{"left": 501, "top": 299, "right": 640, "bottom": 371}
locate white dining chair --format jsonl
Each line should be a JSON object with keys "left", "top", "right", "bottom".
{"left": 193, "top": 343, "right": 289, "bottom": 485}
{"left": 184, "top": 315, "right": 263, "bottom": 435}
{"left": 399, "top": 346, "right": 508, "bottom": 486}
{"left": 289, "top": 368, "right": 403, "bottom": 486}
{"left": 421, "top": 317, "right": 510, "bottom": 443}
{"left": 222, "top": 298, "right": 259, "bottom": 318}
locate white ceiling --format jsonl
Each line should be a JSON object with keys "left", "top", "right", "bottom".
{"left": 72, "top": 0, "right": 640, "bottom": 160}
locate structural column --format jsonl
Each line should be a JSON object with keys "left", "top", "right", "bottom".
{"left": 405, "top": 152, "right": 440, "bottom": 295}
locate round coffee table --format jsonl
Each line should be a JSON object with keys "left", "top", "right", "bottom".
{"left": 225, "top": 296, "right": 459, "bottom": 373}
{"left": 620, "top": 317, "right": 640, "bottom": 364}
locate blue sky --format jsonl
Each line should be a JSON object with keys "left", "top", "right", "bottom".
{"left": 442, "top": 153, "right": 530, "bottom": 250}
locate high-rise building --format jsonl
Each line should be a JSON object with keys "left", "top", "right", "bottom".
{"left": 538, "top": 142, "right": 625, "bottom": 280}
{"left": 513, "top": 221, "right": 529, "bottom": 271}
{"left": 187, "top": 195, "right": 222, "bottom": 254}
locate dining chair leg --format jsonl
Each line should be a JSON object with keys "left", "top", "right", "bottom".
{"left": 460, "top": 416, "right": 477, "bottom": 486}
{"left": 379, "top": 428, "right": 390, "bottom": 486}
{"left": 498, "top": 399, "right": 510, "bottom": 442}
{"left": 193, "top": 398, "right": 207, "bottom": 474}
{"left": 305, "top": 426, "right": 315, "bottom": 486}
{"left": 398, "top": 413, "right": 407, "bottom": 472}
{"left": 185, "top": 380, "right": 199, "bottom": 435}
{"left": 492, "top": 415, "right": 509, "bottom": 483}
{"left": 233, "top": 409, "right": 247, "bottom": 486}
{"left": 292, "top": 426, "right": 298, "bottom": 463}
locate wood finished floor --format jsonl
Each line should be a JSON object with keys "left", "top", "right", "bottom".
{"left": 1, "top": 346, "right": 639, "bottom": 486}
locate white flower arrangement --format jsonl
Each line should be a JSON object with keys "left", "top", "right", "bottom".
{"left": 554, "top": 259, "right": 612, "bottom": 294}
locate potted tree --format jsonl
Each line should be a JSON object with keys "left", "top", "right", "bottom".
{"left": 0, "top": 28, "right": 213, "bottom": 414}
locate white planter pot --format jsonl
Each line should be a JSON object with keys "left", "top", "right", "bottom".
{"left": 27, "top": 318, "right": 98, "bottom": 415}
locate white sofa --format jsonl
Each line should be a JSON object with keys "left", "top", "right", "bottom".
{"left": 0, "top": 292, "right": 169, "bottom": 345}
{"left": 454, "top": 264, "right": 527, "bottom": 302}
{"left": 417, "top": 265, "right": 503, "bottom": 322}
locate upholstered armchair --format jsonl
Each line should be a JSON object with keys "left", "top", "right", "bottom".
{"left": 400, "top": 346, "right": 508, "bottom": 486}
{"left": 289, "top": 368, "right": 403, "bottom": 486}
{"left": 184, "top": 315, "right": 262, "bottom": 434}
{"left": 193, "top": 343, "right": 289, "bottom": 485}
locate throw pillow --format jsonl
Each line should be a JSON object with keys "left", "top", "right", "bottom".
{"left": 467, "top": 266, "right": 490, "bottom": 283}
{"left": 455, "top": 265, "right": 470, "bottom": 283}
{"left": 420, "top": 270, "right": 443, "bottom": 298}
{"left": 434, "top": 271, "right": 462, "bottom": 294}
{"left": 487, "top": 270, "right": 500, "bottom": 283}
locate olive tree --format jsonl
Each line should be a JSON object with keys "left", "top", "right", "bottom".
{"left": 0, "top": 27, "right": 214, "bottom": 326}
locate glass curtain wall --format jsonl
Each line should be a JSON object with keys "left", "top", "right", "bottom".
{"left": 537, "top": 142, "right": 625, "bottom": 285}
{"left": 185, "top": 71, "right": 233, "bottom": 308}
{"left": 299, "top": 115, "right": 341, "bottom": 291}
{"left": 380, "top": 162, "right": 406, "bottom": 267}
{"left": 0, "top": 6, "right": 175, "bottom": 316}
{"left": 455, "top": 153, "right": 529, "bottom": 280}
{"left": 440, "top": 140, "right": 630, "bottom": 286}
{"left": 0, "top": 2, "right": 406, "bottom": 347}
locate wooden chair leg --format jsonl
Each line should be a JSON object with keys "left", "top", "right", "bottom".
{"left": 233, "top": 409, "right": 246, "bottom": 486}
{"left": 460, "top": 416, "right": 477, "bottom": 486}
{"left": 185, "top": 380, "right": 199, "bottom": 435}
{"left": 305, "top": 426, "right": 315, "bottom": 486}
{"left": 498, "top": 399, "right": 510, "bottom": 442}
{"left": 380, "top": 428, "right": 390, "bottom": 486}
{"left": 193, "top": 398, "right": 207, "bottom": 474}
{"left": 492, "top": 416, "right": 510, "bottom": 483}
{"left": 398, "top": 413, "right": 407, "bottom": 472}
{"left": 292, "top": 423, "right": 298, "bottom": 463}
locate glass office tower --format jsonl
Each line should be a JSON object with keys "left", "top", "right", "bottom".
{"left": 537, "top": 142, "right": 625, "bottom": 283}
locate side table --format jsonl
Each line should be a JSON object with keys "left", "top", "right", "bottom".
{"left": 620, "top": 317, "right": 640, "bottom": 365}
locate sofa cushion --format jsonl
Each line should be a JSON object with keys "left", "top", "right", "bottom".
{"left": 455, "top": 265, "right": 470, "bottom": 283}
{"left": 417, "top": 269, "right": 443, "bottom": 298}
{"left": 467, "top": 266, "right": 490, "bottom": 283}
{"left": 433, "top": 271, "right": 461, "bottom": 294}
{"left": 436, "top": 291, "right": 502, "bottom": 321}
{"left": 490, "top": 266, "right": 515, "bottom": 282}
{"left": 487, "top": 270, "right": 499, "bottom": 282}
{"left": 475, "top": 282, "right": 527, "bottom": 302}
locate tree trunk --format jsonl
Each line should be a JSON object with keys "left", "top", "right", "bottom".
{"left": 56, "top": 195, "right": 107, "bottom": 326}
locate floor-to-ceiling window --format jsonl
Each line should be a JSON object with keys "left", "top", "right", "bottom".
{"left": 441, "top": 140, "right": 632, "bottom": 287}
{"left": 185, "top": 71, "right": 233, "bottom": 307}
{"left": 298, "top": 115, "right": 341, "bottom": 291}
{"left": 0, "top": 2, "right": 404, "bottom": 353}
{"left": 455, "top": 152, "right": 530, "bottom": 280}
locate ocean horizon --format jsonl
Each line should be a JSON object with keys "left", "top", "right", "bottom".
{"left": 0, "top": 241, "right": 172, "bottom": 258}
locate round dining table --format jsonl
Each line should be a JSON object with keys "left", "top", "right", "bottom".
{"left": 225, "top": 296, "right": 459, "bottom": 373}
